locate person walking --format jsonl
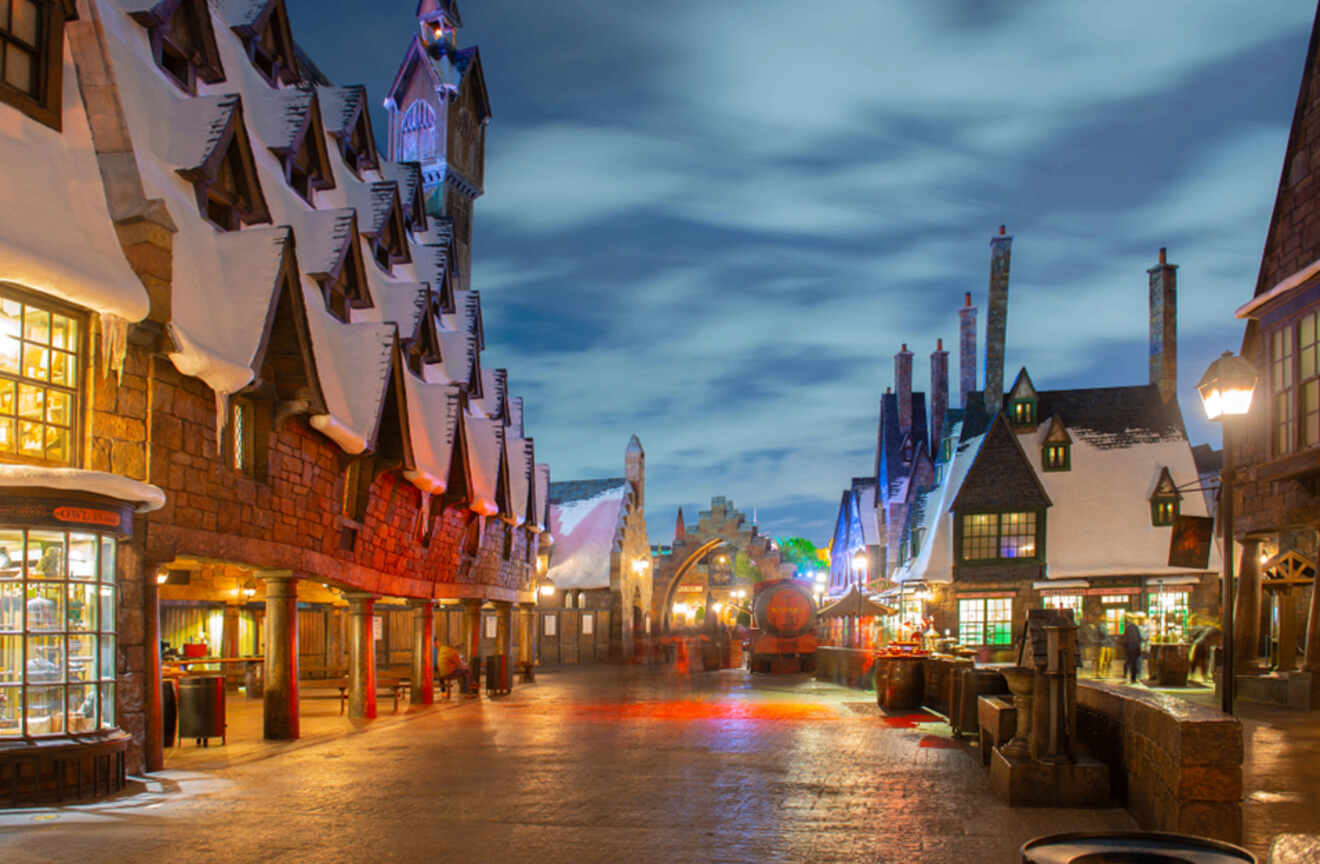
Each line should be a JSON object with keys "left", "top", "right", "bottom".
{"left": 1094, "top": 621, "right": 1114, "bottom": 678}
{"left": 1122, "top": 614, "right": 1143, "bottom": 683}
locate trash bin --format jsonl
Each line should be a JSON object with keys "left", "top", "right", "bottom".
{"left": 177, "top": 674, "right": 226, "bottom": 746}
{"left": 485, "top": 655, "right": 510, "bottom": 695}
{"left": 1020, "top": 831, "right": 1256, "bottom": 863}
{"left": 161, "top": 679, "right": 177, "bottom": 748}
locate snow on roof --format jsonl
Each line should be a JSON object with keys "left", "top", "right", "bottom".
{"left": 247, "top": 84, "right": 315, "bottom": 153}
{"left": 400, "top": 373, "right": 459, "bottom": 493}
{"left": 0, "top": 34, "right": 148, "bottom": 322}
{"left": 314, "top": 85, "right": 366, "bottom": 137}
{"left": 462, "top": 410, "right": 501, "bottom": 516}
{"left": 546, "top": 478, "right": 629, "bottom": 590}
{"left": 210, "top": 0, "right": 269, "bottom": 28}
{"left": 533, "top": 463, "right": 551, "bottom": 532}
{"left": 0, "top": 464, "right": 166, "bottom": 512}
{"left": 508, "top": 396, "right": 524, "bottom": 438}
{"left": 505, "top": 433, "right": 532, "bottom": 525}
{"left": 302, "top": 279, "right": 394, "bottom": 453}
{"left": 855, "top": 482, "right": 880, "bottom": 547}
{"left": 897, "top": 425, "right": 981, "bottom": 585}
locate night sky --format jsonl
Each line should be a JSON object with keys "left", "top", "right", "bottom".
{"left": 287, "top": 1, "right": 1314, "bottom": 545}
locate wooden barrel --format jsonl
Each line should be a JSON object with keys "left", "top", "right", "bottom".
{"left": 875, "top": 656, "right": 924, "bottom": 710}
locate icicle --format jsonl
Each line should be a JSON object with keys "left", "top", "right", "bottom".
{"left": 214, "top": 389, "right": 230, "bottom": 455}
{"left": 99, "top": 313, "right": 128, "bottom": 384}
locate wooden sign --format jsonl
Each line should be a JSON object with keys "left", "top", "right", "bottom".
{"left": 1168, "top": 515, "right": 1214, "bottom": 569}
{"left": 0, "top": 492, "right": 132, "bottom": 535}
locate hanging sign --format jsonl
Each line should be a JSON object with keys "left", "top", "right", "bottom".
{"left": 484, "top": 615, "right": 497, "bottom": 638}
{"left": 1168, "top": 515, "right": 1214, "bottom": 569}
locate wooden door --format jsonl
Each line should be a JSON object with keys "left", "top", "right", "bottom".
{"left": 561, "top": 611, "right": 580, "bottom": 663}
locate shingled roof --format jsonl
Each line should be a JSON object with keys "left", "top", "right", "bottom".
{"left": 962, "top": 382, "right": 1187, "bottom": 448}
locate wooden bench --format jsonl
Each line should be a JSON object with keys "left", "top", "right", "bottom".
{"left": 332, "top": 677, "right": 411, "bottom": 715}
{"left": 977, "top": 695, "right": 1017, "bottom": 767}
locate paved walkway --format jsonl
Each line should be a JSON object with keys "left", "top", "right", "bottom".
{"left": 1, "top": 666, "right": 1134, "bottom": 864}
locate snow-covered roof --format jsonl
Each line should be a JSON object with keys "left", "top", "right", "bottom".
{"left": 0, "top": 465, "right": 165, "bottom": 513}
{"left": 505, "top": 432, "right": 532, "bottom": 525}
{"left": 855, "top": 481, "right": 880, "bottom": 547}
{"left": 0, "top": 33, "right": 149, "bottom": 323}
{"left": 546, "top": 478, "right": 630, "bottom": 590}
{"left": 400, "top": 374, "right": 460, "bottom": 493}
{"left": 462, "top": 410, "right": 502, "bottom": 516}
{"left": 533, "top": 463, "right": 551, "bottom": 533}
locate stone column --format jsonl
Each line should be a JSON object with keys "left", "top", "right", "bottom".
{"left": 346, "top": 593, "right": 377, "bottom": 719}
{"left": 410, "top": 600, "right": 434, "bottom": 706}
{"left": 326, "top": 606, "right": 345, "bottom": 677}
{"left": 1278, "top": 587, "right": 1299, "bottom": 672}
{"left": 1234, "top": 538, "right": 1262, "bottom": 672}
{"left": 495, "top": 601, "right": 514, "bottom": 691}
{"left": 461, "top": 599, "right": 482, "bottom": 693}
{"left": 261, "top": 572, "right": 299, "bottom": 740}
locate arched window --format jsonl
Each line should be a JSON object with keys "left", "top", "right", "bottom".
{"left": 399, "top": 101, "right": 437, "bottom": 162}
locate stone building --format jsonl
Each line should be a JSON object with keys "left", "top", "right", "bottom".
{"left": 0, "top": 0, "right": 548, "bottom": 793}
{"left": 539, "top": 436, "right": 651, "bottom": 662}
{"left": 1231, "top": 0, "right": 1320, "bottom": 691}
{"left": 828, "top": 228, "right": 1220, "bottom": 653}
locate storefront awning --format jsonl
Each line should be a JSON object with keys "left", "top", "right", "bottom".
{"left": 819, "top": 585, "right": 896, "bottom": 619}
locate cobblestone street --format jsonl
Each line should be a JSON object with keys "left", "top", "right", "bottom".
{"left": 0, "top": 667, "right": 1135, "bottom": 864}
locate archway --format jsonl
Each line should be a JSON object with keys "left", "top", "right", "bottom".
{"left": 659, "top": 537, "right": 728, "bottom": 632}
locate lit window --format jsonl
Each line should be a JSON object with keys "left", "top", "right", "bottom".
{"left": 1147, "top": 590, "right": 1189, "bottom": 639}
{"left": 958, "top": 597, "right": 1012, "bottom": 646}
{"left": 229, "top": 399, "right": 250, "bottom": 473}
{"left": 340, "top": 460, "right": 360, "bottom": 517}
{"left": 1151, "top": 498, "right": 1178, "bottom": 527}
{"left": 1042, "top": 594, "right": 1082, "bottom": 623}
{"left": 1272, "top": 326, "right": 1297, "bottom": 455}
{"left": 1101, "top": 595, "right": 1130, "bottom": 636}
{"left": 0, "top": 530, "right": 119, "bottom": 738}
{"left": 1043, "top": 442, "right": 1070, "bottom": 471}
{"left": 959, "top": 512, "right": 1040, "bottom": 562}
{"left": 399, "top": 101, "right": 438, "bottom": 162}
{"left": 0, "top": 290, "right": 80, "bottom": 466}
{"left": 1011, "top": 399, "right": 1035, "bottom": 426}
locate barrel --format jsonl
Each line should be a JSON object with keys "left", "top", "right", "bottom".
{"left": 177, "top": 675, "right": 226, "bottom": 745}
{"left": 1020, "top": 831, "right": 1255, "bottom": 863}
{"left": 160, "top": 680, "right": 177, "bottom": 748}
{"left": 875, "top": 656, "right": 924, "bottom": 711}
{"left": 752, "top": 579, "right": 816, "bottom": 638}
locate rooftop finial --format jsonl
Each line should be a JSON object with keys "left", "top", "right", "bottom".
{"left": 937, "top": 338, "right": 943, "bottom": 350}
{"left": 964, "top": 292, "right": 972, "bottom": 307}
{"left": 1159, "top": 247, "right": 1167, "bottom": 265}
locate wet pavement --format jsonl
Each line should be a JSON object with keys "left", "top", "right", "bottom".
{"left": 0, "top": 665, "right": 1138, "bottom": 863}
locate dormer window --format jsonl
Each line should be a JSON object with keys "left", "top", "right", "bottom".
{"left": 177, "top": 101, "right": 270, "bottom": 232}
{"left": 311, "top": 217, "right": 372, "bottom": 322}
{"left": 275, "top": 100, "right": 334, "bottom": 205}
{"left": 1007, "top": 368, "right": 1038, "bottom": 429}
{"left": 334, "top": 100, "right": 379, "bottom": 177}
{"left": 1043, "top": 443, "right": 1070, "bottom": 471}
{"left": 234, "top": 0, "right": 299, "bottom": 87}
{"left": 369, "top": 198, "right": 410, "bottom": 274}
{"left": 133, "top": 0, "right": 225, "bottom": 94}
{"left": 1149, "top": 466, "right": 1182, "bottom": 527}
{"left": 1011, "top": 399, "right": 1035, "bottom": 427}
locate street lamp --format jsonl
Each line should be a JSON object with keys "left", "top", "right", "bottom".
{"left": 851, "top": 550, "right": 868, "bottom": 648}
{"left": 1197, "top": 350, "right": 1258, "bottom": 716}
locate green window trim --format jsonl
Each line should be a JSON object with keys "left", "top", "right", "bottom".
{"left": 1010, "top": 398, "right": 1036, "bottom": 427}
{"left": 955, "top": 510, "right": 1046, "bottom": 564}
{"left": 1042, "top": 442, "right": 1070, "bottom": 472}
{"left": 1150, "top": 498, "right": 1179, "bottom": 527}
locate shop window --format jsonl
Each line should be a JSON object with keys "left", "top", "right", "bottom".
{"left": 1, "top": 529, "right": 119, "bottom": 738}
{"left": 957, "top": 597, "right": 1012, "bottom": 646}
{"left": 133, "top": 0, "right": 225, "bottom": 95}
{"left": 0, "top": 0, "right": 74, "bottom": 130}
{"left": 958, "top": 511, "right": 1041, "bottom": 562}
{"left": 1042, "top": 594, "right": 1082, "bottom": 623}
{"left": 1101, "top": 595, "right": 1130, "bottom": 636}
{"left": 1147, "top": 590, "right": 1189, "bottom": 639}
{"left": 1043, "top": 442, "right": 1070, "bottom": 472}
{"left": 0, "top": 289, "right": 81, "bottom": 466}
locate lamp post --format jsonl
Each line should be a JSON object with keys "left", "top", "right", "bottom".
{"left": 1197, "top": 350, "right": 1259, "bottom": 716}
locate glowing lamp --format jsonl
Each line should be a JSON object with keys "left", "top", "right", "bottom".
{"left": 1197, "top": 351, "right": 1257, "bottom": 421}
{"left": 712, "top": 602, "right": 724, "bottom": 613}
{"left": 852, "top": 550, "right": 867, "bottom": 573}
{"left": 538, "top": 584, "right": 555, "bottom": 597}
{"left": 631, "top": 559, "right": 648, "bottom": 574}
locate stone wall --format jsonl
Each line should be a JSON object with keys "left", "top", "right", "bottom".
{"left": 1076, "top": 680, "right": 1243, "bottom": 843}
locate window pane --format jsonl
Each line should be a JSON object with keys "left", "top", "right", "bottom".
{"left": 0, "top": 685, "right": 22, "bottom": 736}
{"left": 67, "top": 684, "right": 96, "bottom": 733}
{"left": 45, "top": 388, "right": 70, "bottom": 426}
{"left": 0, "top": 530, "right": 21, "bottom": 580}
{"left": 1000, "top": 512, "right": 1037, "bottom": 558}
{"left": 68, "top": 582, "right": 97, "bottom": 631}
{"left": 0, "top": 379, "right": 13, "bottom": 415}
{"left": 0, "top": 582, "right": 20, "bottom": 632}
{"left": 27, "top": 531, "right": 64, "bottom": 579}
{"left": 50, "top": 350, "right": 73, "bottom": 387}
{"left": 12, "top": 0, "right": 39, "bottom": 44}
{"left": 100, "top": 584, "right": 115, "bottom": 628}
{"left": 27, "top": 634, "right": 63, "bottom": 681}
{"left": 26, "top": 583, "right": 62, "bottom": 630}
{"left": 4, "top": 45, "right": 33, "bottom": 95}
{"left": 27, "top": 685, "right": 63, "bottom": 735}
{"left": 22, "top": 305, "right": 48, "bottom": 343}
{"left": 0, "top": 635, "right": 18, "bottom": 681}
{"left": 99, "top": 634, "right": 115, "bottom": 679}
{"left": 100, "top": 538, "right": 116, "bottom": 584}
{"left": 100, "top": 682, "right": 115, "bottom": 728}
{"left": 17, "top": 382, "right": 43, "bottom": 418}
{"left": 0, "top": 417, "right": 13, "bottom": 454}
{"left": 18, "top": 419, "right": 41, "bottom": 456}
{"left": 961, "top": 514, "right": 998, "bottom": 561}
{"left": 68, "top": 633, "right": 95, "bottom": 682}
{"left": 44, "top": 424, "right": 68, "bottom": 463}
{"left": 986, "top": 598, "right": 1014, "bottom": 645}
{"left": 68, "top": 534, "right": 95, "bottom": 581}
{"left": 50, "top": 315, "right": 76, "bottom": 351}
{"left": 958, "top": 598, "right": 985, "bottom": 645}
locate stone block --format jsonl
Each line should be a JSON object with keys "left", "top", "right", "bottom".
{"left": 1175, "top": 801, "right": 1242, "bottom": 845}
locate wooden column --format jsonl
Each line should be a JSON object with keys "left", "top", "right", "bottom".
{"left": 1233, "top": 538, "right": 1262, "bottom": 671}
{"left": 261, "top": 572, "right": 299, "bottom": 740}
{"left": 142, "top": 552, "right": 164, "bottom": 772}
{"left": 1304, "top": 577, "right": 1320, "bottom": 674}
{"left": 495, "top": 601, "right": 514, "bottom": 690}
{"left": 461, "top": 599, "right": 482, "bottom": 693}
{"left": 410, "top": 600, "right": 434, "bottom": 706}
{"left": 347, "top": 593, "right": 377, "bottom": 719}
{"left": 326, "top": 606, "right": 345, "bottom": 676}
{"left": 1277, "top": 587, "right": 1299, "bottom": 672}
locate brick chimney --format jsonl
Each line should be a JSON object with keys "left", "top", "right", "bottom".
{"left": 958, "top": 292, "right": 977, "bottom": 409}
{"left": 894, "top": 343, "right": 913, "bottom": 433}
{"left": 1148, "top": 247, "right": 1178, "bottom": 403}
{"left": 930, "top": 338, "right": 949, "bottom": 451}
{"left": 983, "top": 225, "right": 1012, "bottom": 415}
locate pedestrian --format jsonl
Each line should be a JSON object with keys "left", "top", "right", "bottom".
{"left": 1122, "top": 614, "right": 1143, "bottom": 683}
{"left": 1094, "top": 621, "right": 1114, "bottom": 678}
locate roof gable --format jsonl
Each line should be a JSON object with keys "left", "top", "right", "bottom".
{"left": 175, "top": 96, "right": 271, "bottom": 229}
{"left": 951, "top": 413, "right": 1052, "bottom": 512}
{"left": 1041, "top": 414, "right": 1073, "bottom": 446}
{"left": 226, "top": 0, "right": 300, "bottom": 86}
{"left": 1009, "top": 367, "right": 1037, "bottom": 402}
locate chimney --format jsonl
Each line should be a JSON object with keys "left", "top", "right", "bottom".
{"left": 958, "top": 292, "right": 977, "bottom": 409}
{"left": 983, "top": 225, "right": 1012, "bottom": 415}
{"left": 930, "top": 338, "right": 949, "bottom": 452}
{"left": 1148, "top": 247, "right": 1178, "bottom": 403}
{"left": 894, "top": 343, "right": 913, "bottom": 433}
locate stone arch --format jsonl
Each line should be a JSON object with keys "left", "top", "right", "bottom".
{"left": 658, "top": 537, "right": 726, "bottom": 632}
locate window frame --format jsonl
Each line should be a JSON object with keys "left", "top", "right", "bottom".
{"left": 1010, "top": 398, "right": 1036, "bottom": 427}
{"left": 0, "top": 0, "right": 71, "bottom": 131}
{"left": 1150, "top": 497, "right": 1179, "bottom": 527}
{"left": 955, "top": 509, "right": 1044, "bottom": 564}
{"left": 0, "top": 283, "right": 86, "bottom": 468}
{"left": 1269, "top": 309, "right": 1320, "bottom": 457}
{"left": 1042, "top": 442, "right": 1070, "bottom": 472}
{"left": 135, "top": 0, "right": 226, "bottom": 96}
{"left": 957, "top": 596, "right": 1013, "bottom": 646}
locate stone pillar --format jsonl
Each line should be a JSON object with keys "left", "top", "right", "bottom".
{"left": 1278, "top": 587, "right": 1299, "bottom": 672}
{"left": 326, "top": 606, "right": 345, "bottom": 677}
{"left": 346, "top": 593, "right": 377, "bottom": 719}
{"left": 410, "top": 600, "right": 434, "bottom": 706}
{"left": 461, "top": 599, "right": 482, "bottom": 692}
{"left": 1234, "top": 538, "right": 1262, "bottom": 672}
{"left": 496, "top": 601, "right": 514, "bottom": 689}
{"left": 983, "top": 226, "right": 1012, "bottom": 415}
{"left": 261, "top": 572, "right": 299, "bottom": 740}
